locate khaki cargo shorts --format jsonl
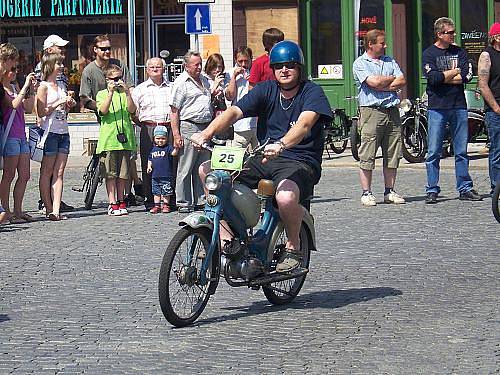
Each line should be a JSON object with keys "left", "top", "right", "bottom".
{"left": 100, "top": 150, "right": 131, "bottom": 179}
{"left": 358, "top": 106, "right": 402, "bottom": 170}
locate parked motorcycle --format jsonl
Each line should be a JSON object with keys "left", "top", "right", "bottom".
{"left": 158, "top": 140, "right": 315, "bottom": 327}
{"left": 399, "top": 91, "right": 487, "bottom": 163}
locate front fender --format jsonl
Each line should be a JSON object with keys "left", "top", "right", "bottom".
{"left": 179, "top": 213, "right": 214, "bottom": 230}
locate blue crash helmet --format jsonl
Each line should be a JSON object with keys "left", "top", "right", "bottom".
{"left": 269, "top": 40, "right": 305, "bottom": 66}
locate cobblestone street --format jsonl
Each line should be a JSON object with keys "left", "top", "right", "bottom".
{"left": 1, "top": 161, "right": 498, "bottom": 374}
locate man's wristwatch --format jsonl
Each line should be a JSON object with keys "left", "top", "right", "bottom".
{"left": 276, "top": 139, "right": 287, "bottom": 152}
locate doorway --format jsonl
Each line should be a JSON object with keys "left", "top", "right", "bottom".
{"left": 152, "top": 21, "right": 189, "bottom": 63}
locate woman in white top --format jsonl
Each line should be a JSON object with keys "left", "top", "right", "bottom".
{"left": 36, "top": 53, "right": 75, "bottom": 221}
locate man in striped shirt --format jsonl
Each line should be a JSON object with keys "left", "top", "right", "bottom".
{"left": 132, "top": 57, "right": 173, "bottom": 209}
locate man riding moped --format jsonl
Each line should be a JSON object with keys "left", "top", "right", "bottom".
{"left": 192, "top": 41, "right": 332, "bottom": 273}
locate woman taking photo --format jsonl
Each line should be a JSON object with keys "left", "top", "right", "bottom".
{"left": 0, "top": 65, "right": 36, "bottom": 223}
{"left": 36, "top": 53, "right": 75, "bottom": 221}
{"left": 0, "top": 42, "right": 19, "bottom": 225}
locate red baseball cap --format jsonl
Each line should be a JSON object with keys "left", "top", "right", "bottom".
{"left": 489, "top": 22, "right": 500, "bottom": 37}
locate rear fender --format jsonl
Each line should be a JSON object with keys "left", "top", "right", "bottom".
{"left": 302, "top": 208, "right": 317, "bottom": 251}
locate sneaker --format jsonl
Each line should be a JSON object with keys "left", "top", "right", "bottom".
{"left": 459, "top": 189, "right": 482, "bottom": 201}
{"left": 150, "top": 205, "right": 161, "bottom": 214}
{"left": 118, "top": 201, "right": 128, "bottom": 215}
{"left": 108, "top": 204, "right": 122, "bottom": 216}
{"left": 162, "top": 204, "right": 172, "bottom": 213}
{"left": 38, "top": 199, "right": 46, "bottom": 215}
{"left": 361, "top": 192, "right": 377, "bottom": 206}
{"left": 124, "top": 193, "right": 138, "bottom": 207}
{"left": 425, "top": 192, "right": 438, "bottom": 204}
{"left": 276, "top": 250, "right": 302, "bottom": 273}
{"left": 178, "top": 206, "right": 192, "bottom": 214}
{"left": 384, "top": 190, "right": 406, "bottom": 204}
{"left": 60, "top": 201, "right": 74, "bottom": 212}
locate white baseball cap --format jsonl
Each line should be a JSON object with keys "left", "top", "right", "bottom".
{"left": 43, "top": 35, "right": 69, "bottom": 50}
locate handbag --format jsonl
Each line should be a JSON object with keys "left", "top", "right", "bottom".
{"left": 29, "top": 122, "right": 51, "bottom": 163}
{"left": 0, "top": 109, "right": 17, "bottom": 170}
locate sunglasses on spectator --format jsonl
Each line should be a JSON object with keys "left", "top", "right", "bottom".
{"left": 98, "top": 46, "right": 112, "bottom": 52}
{"left": 272, "top": 62, "right": 299, "bottom": 70}
{"left": 107, "top": 76, "right": 122, "bottom": 81}
{"left": 441, "top": 30, "right": 456, "bottom": 35}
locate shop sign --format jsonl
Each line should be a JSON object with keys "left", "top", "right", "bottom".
{"left": 318, "top": 64, "right": 343, "bottom": 79}
{"left": 0, "top": 0, "right": 124, "bottom": 19}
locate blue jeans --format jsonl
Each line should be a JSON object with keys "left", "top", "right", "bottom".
{"left": 425, "top": 109, "right": 473, "bottom": 194}
{"left": 486, "top": 110, "right": 500, "bottom": 191}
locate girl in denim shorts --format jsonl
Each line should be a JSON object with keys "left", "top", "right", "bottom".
{"left": 36, "top": 53, "right": 76, "bottom": 221}
{"left": 147, "top": 126, "right": 178, "bottom": 213}
{"left": 0, "top": 64, "right": 37, "bottom": 223}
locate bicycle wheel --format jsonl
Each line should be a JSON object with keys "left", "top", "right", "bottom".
{"left": 84, "top": 156, "right": 101, "bottom": 210}
{"left": 262, "top": 223, "right": 311, "bottom": 305}
{"left": 329, "top": 110, "right": 349, "bottom": 154}
{"left": 492, "top": 184, "right": 500, "bottom": 223}
{"left": 350, "top": 117, "right": 360, "bottom": 161}
{"left": 401, "top": 115, "right": 428, "bottom": 163}
{"left": 158, "top": 227, "right": 218, "bottom": 327}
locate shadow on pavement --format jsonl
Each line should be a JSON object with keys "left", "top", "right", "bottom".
{"left": 195, "top": 286, "right": 402, "bottom": 327}
{"left": 0, "top": 314, "right": 10, "bottom": 323}
{"left": 0, "top": 225, "right": 28, "bottom": 233}
{"left": 404, "top": 195, "right": 456, "bottom": 203}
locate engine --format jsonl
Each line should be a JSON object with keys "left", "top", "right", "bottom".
{"left": 221, "top": 240, "right": 263, "bottom": 281}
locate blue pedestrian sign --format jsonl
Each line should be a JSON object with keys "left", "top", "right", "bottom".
{"left": 185, "top": 4, "right": 212, "bottom": 34}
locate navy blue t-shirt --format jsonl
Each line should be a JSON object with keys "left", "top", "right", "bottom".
{"left": 148, "top": 145, "right": 174, "bottom": 179}
{"left": 235, "top": 80, "right": 332, "bottom": 181}
{"left": 422, "top": 44, "right": 471, "bottom": 109}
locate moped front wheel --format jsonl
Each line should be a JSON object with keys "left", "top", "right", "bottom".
{"left": 401, "top": 115, "right": 428, "bottom": 163}
{"left": 263, "top": 224, "right": 311, "bottom": 305}
{"left": 492, "top": 183, "right": 500, "bottom": 223}
{"left": 158, "top": 227, "right": 217, "bottom": 327}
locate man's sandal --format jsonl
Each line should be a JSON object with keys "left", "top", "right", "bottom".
{"left": 275, "top": 250, "right": 302, "bottom": 273}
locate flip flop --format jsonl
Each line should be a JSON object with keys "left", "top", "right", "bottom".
{"left": 9, "top": 215, "right": 28, "bottom": 224}
{"left": 48, "top": 213, "right": 68, "bottom": 221}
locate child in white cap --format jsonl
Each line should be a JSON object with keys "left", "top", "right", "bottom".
{"left": 147, "top": 126, "right": 178, "bottom": 213}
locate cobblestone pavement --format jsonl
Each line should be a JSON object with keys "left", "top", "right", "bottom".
{"left": 1, "top": 162, "right": 498, "bottom": 374}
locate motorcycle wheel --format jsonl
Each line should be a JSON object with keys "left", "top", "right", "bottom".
{"left": 158, "top": 227, "right": 217, "bottom": 327}
{"left": 263, "top": 223, "right": 311, "bottom": 305}
{"left": 492, "top": 184, "right": 500, "bottom": 224}
{"left": 350, "top": 117, "right": 360, "bottom": 161}
{"left": 401, "top": 115, "right": 428, "bottom": 163}
{"left": 329, "top": 111, "right": 349, "bottom": 154}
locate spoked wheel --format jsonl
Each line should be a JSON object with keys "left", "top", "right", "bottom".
{"left": 84, "top": 156, "right": 102, "bottom": 210}
{"left": 326, "top": 111, "right": 350, "bottom": 154}
{"left": 263, "top": 223, "right": 311, "bottom": 305}
{"left": 401, "top": 116, "right": 428, "bottom": 163}
{"left": 350, "top": 117, "right": 360, "bottom": 161}
{"left": 158, "top": 227, "right": 218, "bottom": 327}
{"left": 492, "top": 184, "right": 500, "bottom": 223}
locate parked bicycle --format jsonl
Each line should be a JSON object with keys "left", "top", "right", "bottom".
{"left": 72, "top": 142, "right": 103, "bottom": 210}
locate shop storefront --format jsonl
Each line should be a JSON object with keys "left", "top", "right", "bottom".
{"left": 300, "top": 0, "right": 500, "bottom": 115}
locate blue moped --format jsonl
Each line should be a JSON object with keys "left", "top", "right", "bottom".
{"left": 158, "top": 141, "right": 317, "bottom": 327}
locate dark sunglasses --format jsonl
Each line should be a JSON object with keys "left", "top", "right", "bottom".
{"left": 109, "top": 76, "right": 123, "bottom": 82}
{"left": 98, "top": 46, "right": 112, "bottom": 52}
{"left": 441, "top": 30, "right": 456, "bottom": 35}
{"left": 272, "top": 62, "right": 299, "bottom": 70}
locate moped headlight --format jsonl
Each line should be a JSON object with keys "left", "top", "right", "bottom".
{"left": 399, "top": 99, "right": 412, "bottom": 113}
{"left": 205, "top": 174, "right": 222, "bottom": 191}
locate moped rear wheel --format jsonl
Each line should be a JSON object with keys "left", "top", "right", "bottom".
{"left": 158, "top": 227, "right": 217, "bottom": 327}
{"left": 492, "top": 183, "right": 500, "bottom": 224}
{"left": 263, "top": 224, "right": 311, "bottom": 305}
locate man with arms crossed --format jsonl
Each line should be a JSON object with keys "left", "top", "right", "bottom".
{"left": 422, "top": 17, "right": 481, "bottom": 203}
{"left": 353, "top": 29, "right": 406, "bottom": 206}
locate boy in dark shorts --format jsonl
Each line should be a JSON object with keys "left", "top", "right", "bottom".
{"left": 147, "top": 126, "right": 178, "bottom": 213}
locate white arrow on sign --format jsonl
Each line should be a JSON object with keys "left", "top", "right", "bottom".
{"left": 195, "top": 8, "right": 202, "bottom": 30}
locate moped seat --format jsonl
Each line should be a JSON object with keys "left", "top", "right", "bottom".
{"left": 258, "top": 179, "right": 275, "bottom": 197}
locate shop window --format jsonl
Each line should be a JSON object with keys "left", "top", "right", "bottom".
{"left": 421, "top": 0, "right": 447, "bottom": 52}
{"left": 153, "top": 0, "right": 184, "bottom": 16}
{"left": 461, "top": 0, "right": 488, "bottom": 76}
{"left": 310, "top": 0, "right": 342, "bottom": 79}
{"left": 357, "top": 0, "right": 385, "bottom": 56}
